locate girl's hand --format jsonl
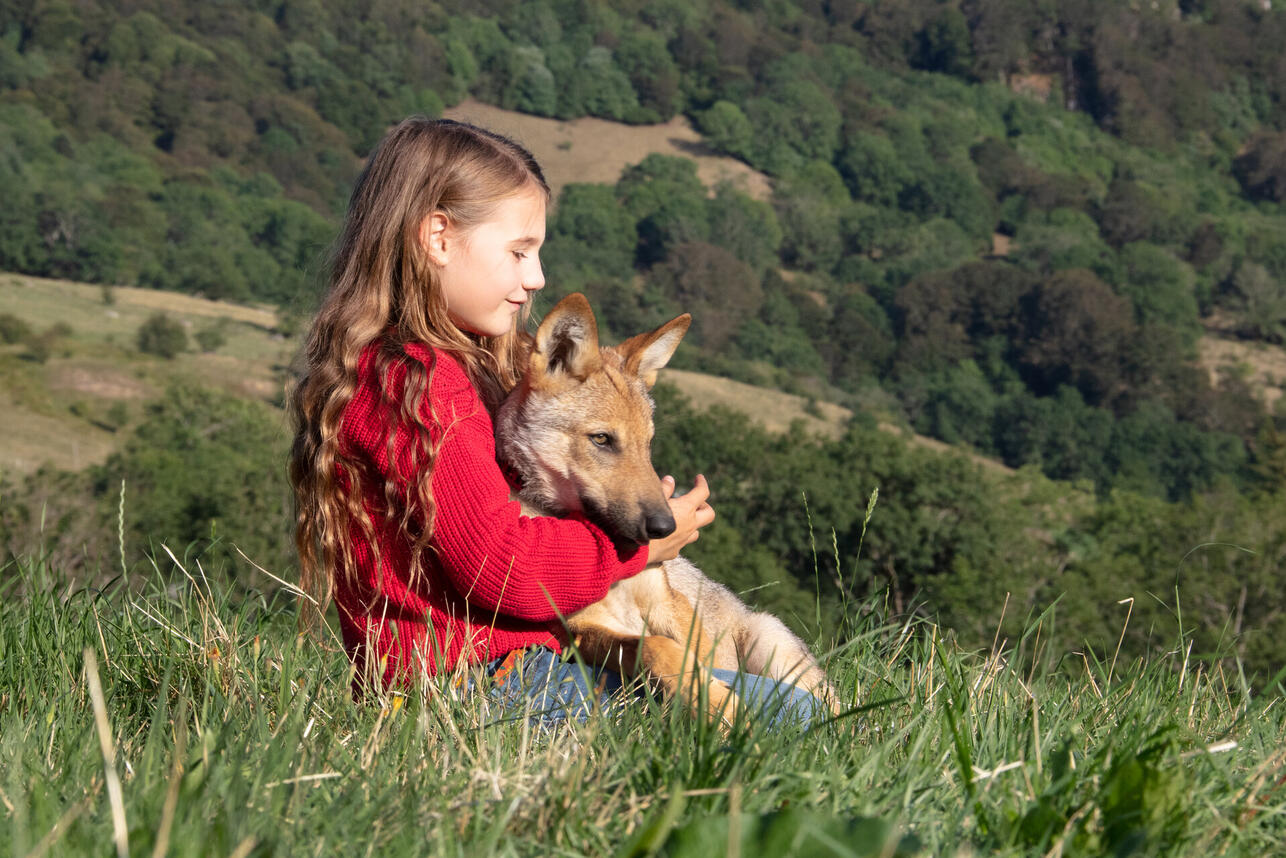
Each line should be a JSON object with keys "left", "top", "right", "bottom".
{"left": 648, "top": 474, "right": 715, "bottom": 564}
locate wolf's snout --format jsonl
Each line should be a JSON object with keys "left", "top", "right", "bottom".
{"left": 644, "top": 511, "right": 676, "bottom": 540}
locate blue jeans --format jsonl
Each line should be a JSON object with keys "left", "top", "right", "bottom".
{"left": 479, "top": 646, "right": 825, "bottom": 728}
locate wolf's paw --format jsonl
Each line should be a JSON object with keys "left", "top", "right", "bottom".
{"left": 705, "top": 679, "right": 742, "bottom": 733}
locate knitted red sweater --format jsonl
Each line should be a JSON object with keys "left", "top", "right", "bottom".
{"left": 334, "top": 341, "right": 649, "bottom": 687}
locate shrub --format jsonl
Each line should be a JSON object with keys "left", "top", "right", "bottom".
{"left": 0, "top": 312, "right": 31, "bottom": 344}
{"left": 195, "top": 322, "right": 228, "bottom": 353}
{"left": 24, "top": 334, "right": 52, "bottom": 364}
{"left": 137, "top": 312, "right": 188, "bottom": 359}
{"left": 105, "top": 401, "right": 129, "bottom": 429}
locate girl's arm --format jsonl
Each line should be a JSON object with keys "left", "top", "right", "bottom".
{"left": 347, "top": 347, "right": 649, "bottom": 622}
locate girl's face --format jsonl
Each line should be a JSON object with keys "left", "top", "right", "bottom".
{"left": 427, "top": 188, "right": 547, "bottom": 338}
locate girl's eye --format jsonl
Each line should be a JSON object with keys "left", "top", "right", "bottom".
{"left": 588, "top": 433, "right": 611, "bottom": 447}
{"left": 512, "top": 251, "right": 527, "bottom": 260}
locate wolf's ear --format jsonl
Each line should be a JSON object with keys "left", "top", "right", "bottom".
{"left": 533, "top": 293, "right": 602, "bottom": 381}
{"left": 620, "top": 313, "right": 691, "bottom": 388}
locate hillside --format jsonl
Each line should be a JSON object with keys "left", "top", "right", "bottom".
{"left": 2, "top": 273, "right": 1011, "bottom": 476}
{"left": 0, "top": 274, "right": 289, "bottom": 476}
{"left": 442, "top": 99, "right": 771, "bottom": 200}
{"left": 5, "top": 0, "right": 1286, "bottom": 502}
{"left": 7, "top": 0, "right": 1286, "bottom": 696}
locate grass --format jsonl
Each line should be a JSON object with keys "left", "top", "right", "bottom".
{"left": 2, "top": 542, "right": 1283, "bottom": 857}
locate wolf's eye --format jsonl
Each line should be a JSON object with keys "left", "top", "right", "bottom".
{"left": 588, "top": 432, "right": 612, "bottom": 447}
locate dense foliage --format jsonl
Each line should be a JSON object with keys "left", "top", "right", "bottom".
{"left": 7, "top": 0, "right": 1283, "bottom": 498}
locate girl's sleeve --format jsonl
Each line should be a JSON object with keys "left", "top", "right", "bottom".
{"left": 420, "top": 356, "right": 650, "bottom": 621}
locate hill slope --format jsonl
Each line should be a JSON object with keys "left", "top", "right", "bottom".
{"left": 443, "top": 99, "right": 771, "bottom": 200}
{"left": 0, "top": 274, "right": 288, "bottom": 476}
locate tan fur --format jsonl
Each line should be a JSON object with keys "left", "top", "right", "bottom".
{"left": 496, "top": 294, "right": 838, "bottom": 727}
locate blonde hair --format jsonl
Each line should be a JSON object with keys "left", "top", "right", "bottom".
{"left": 289, "top": 117, "right": 550, "bottom": 624}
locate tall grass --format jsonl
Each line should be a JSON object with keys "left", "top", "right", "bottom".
{"left": 1, "top": 545, "right": 1283, "bottom": 857}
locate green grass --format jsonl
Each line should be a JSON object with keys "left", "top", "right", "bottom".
{"left": 2, "top": 544, "right": 1283, "bottom": 858}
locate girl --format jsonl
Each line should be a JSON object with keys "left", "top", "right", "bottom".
{"left": 289, "top": 117, "right": 820, "bottom": 724}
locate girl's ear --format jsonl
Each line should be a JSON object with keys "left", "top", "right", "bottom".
{"left": 419, "top": 212, "right": 451, "bottom": 266}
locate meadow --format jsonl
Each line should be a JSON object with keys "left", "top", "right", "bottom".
{"left": 2, "top": 533, "right": 1283, "bottom": 857}
{"left": 6, "top": 4, "right": 1286, "bottom": 849}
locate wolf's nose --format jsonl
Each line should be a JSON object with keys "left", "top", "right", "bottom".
{"left": 644, "top": 512, "right": 676, "bottom": 540}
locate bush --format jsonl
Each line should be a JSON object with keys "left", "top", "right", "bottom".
{"left": 137, "top": 312, "right": 188, "bottom": 359}
{"left": 195, "top": 322, "right": 229, "bottom": 353}
{"left": 23, "top": 334, "right": 52, "bottom": 364}
{"left": 0, "top": 312, "right": 31, "bottom": 344}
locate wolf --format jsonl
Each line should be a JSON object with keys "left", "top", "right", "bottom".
{"left": 495, "top": 293, "right": 837, "bottom": 727}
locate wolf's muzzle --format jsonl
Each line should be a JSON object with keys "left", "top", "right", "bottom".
{"left": 644, "top": 511, "right": 676, "bottom": 540}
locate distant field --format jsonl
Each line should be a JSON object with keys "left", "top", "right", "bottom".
{"left": 443, "top": 99, "right": 772, "bottom": 201}
{"left": 0, "top": 274, "right": 291, "bottom": 477}
{"left": 663, "top": 368, "right": 851, "bottom": 437}
{"left": 1198, "top": 332, "right": 1286, "bottom": 409}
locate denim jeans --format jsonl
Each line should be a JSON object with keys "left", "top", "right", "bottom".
{"left": 479, "top": 646, "right": 826, "bottom": 728}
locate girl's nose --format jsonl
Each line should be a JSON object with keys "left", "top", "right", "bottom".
{"left": 524, "top": 262, "right": 545, "bottom": 292}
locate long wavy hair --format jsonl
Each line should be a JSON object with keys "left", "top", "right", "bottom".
{"left": 288, "top": 117, "right": 549, "bottom": 627}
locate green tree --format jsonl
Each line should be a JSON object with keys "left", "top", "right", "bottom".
{"left": 647, "top": 242, "right": 761, "bottom": 350}
{"left": 194, "top": 321, "right": 228, "bottom": 353}
{"left": 1019, "top": 269, "right": 1134, "bottom": 407}
{"left": 0, "top": 312, "right": 31, "bottom": 344}
{"left": 559, "top": 46, "right": 639, "bottom": 121}
{"left": 696, "top": 100, "right": 754, "bottom": 161}
{"left": 1232, "top": 128, "right": 1286, "bottom": 203}
{"left": 1116, "top": 242, "right": 1200, "bottom": 341}
{"left": 1226, "top": 262, "right": 1286, "bottom": 344}
{"left": 544, "top": 183, "right": 639, "bottom": 283}
{"left": 838, "top": 132, "right": 913, "bottom": 208}
{"left": 616, "top": 155, "right": 710, "bottom": 266}
{"left": 614, "top": 29, "right": 681, "bottom": 119}
{"left": 745, "top": 76, "right": 842, "bottom": 175}
{"left": 912, "top": 6, "right": 974, "bottom": 78}
{"left": 94, "top": 385, "right": 295, "bottom": 579}
{"left": 706, "top": 184, "right": 782, "bottom": 273}
{"left": 502, "top": 46, "right": 557, "bottom": 116}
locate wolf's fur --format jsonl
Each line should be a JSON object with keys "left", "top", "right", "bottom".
{"left": 496, "top": 293, "right": 837, "bottom": 726}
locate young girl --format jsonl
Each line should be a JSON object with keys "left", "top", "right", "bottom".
{"left": 289, "top": 117, "right": 820, "bottom": 724}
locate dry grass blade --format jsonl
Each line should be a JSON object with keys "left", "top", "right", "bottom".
{"left": 232, "top": 543, "right": 316, "bottom": 605}
{"left": 227, "top": 836, "right": 257, "bottom": 858}
{"left": 25, "top": 796, "right": 91, "bottom": 858}
{"left": 84, "top": 648, "right": 129, "bottom": 858}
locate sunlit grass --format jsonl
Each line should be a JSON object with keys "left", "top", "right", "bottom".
{"left": 2, "top": 540, "right": 1282, "bottom": 857}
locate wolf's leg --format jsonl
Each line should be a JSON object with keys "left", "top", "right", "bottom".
{"left": 631, "top": 635, "right": 742, "bottom": 730}
{"left": 736, "top": 613, "right": 840, "bottom": 715}
{"left": 571, "top": 624, "right": 741, "bottom": 729}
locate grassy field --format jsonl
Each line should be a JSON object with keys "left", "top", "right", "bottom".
{"left": 0, "top": 274, "right": 291, "bottom": 477}
{"left": 4, "top": 279, "right": 1285, "bottom": 856}
{"left": 442, "top": 99, "right": 772, "bottom": 201}
{"left": 2, "top": 543, "right": 1282, "bottom": 857}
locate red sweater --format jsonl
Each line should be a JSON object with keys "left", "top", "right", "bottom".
{"left": 334, "top": 341, "right": 649, "bottom": 686}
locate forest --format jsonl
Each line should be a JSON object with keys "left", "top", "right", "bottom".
{"left": 3, "top": 0, "right": 1286, "bottom": 684}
